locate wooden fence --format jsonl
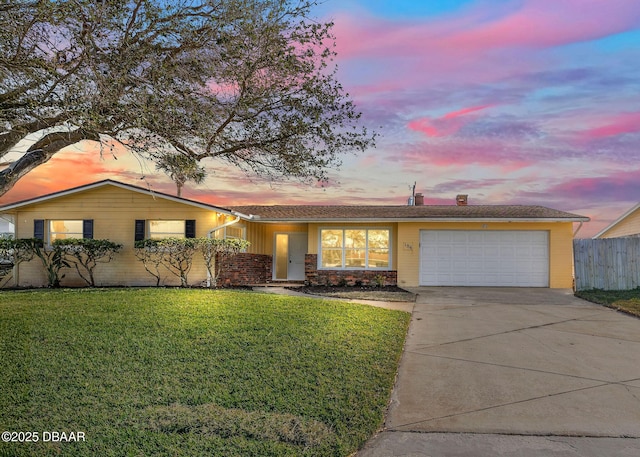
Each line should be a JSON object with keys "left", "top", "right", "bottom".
{"left": 573, "top": 238, "right": 640, "bottom": 291}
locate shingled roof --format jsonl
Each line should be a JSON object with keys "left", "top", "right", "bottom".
{"left": 229, "top": 205, "right": 589, "bottom": 222}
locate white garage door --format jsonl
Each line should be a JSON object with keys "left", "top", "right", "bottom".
{"left": 420, "top": 230, "right": 549, "bottom": 287}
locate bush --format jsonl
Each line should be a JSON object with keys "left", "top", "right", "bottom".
{"left": 31, "top": 240, "right": 69, "bottom": 288}
{"left": 134, "top": 239, "right": 165, "bottom": 286}
{"left": 198, "top": 237, "right": 251, "bottom": 287}
{"left": 134, "top": 237, "right": 251, "bottom": 287}
{"left": 155, "top": 237, "right": 199, "bottom": 288}
{"left": 54, "top": 238, "right": 123, "bottom": 286}
{"left": 0, "top": 237, "right": 39, "bottom": 287}
{"left": 134, "top": 238, "right": 200, "bottom": 287}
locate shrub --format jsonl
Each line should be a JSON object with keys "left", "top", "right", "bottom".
{"left": 134, "top": 238, "right": 201, "bottom": 287}
{"left": 134, "top": 239, "right": 165, "bottom": 286}
{"left": 31, "top": 240, "right": 69, "bottom": 288}
{"left": 134, "top": 237, "right": 251, "bottom": 287}
{"left": 156, "top": 237, "right": 199, "bottom": 288}
{"left": 54, "top": 238, "right": 123, "bottom": 286}
{"left": 198, "top": 237, "right": 250, "bottom": 287}
{"left": 0, "top": 237, "right": 38, "bottom": 287}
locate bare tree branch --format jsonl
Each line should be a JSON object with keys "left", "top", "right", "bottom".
{"left": 0, "top": 129, "right": 100, "bottom": 195}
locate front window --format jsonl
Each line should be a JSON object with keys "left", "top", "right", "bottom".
{"left": 149, "top": 220, "right": 185, "bottom": 239}
{"left": 49, "top": 220, "right": 83, "bottom": 243}
{"left": 320, "top": 228, "right": 390, "bottom": 269}
{"left": 224, "top": 225, "right": 245, "bottom": 240}
{"left": 214, "top": 225, "right": 246, "bottom": 240}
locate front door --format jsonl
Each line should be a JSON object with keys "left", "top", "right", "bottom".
{"left": 274, "top": 233, "right": 307, "bottom": 281}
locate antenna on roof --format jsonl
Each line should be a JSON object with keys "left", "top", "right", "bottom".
{"left": 408, "top": 182, "right": 416, "bottom": 206}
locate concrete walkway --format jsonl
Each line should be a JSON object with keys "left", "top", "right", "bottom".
{"left": 357, "top": 287, "right": 640, "bottom": 456}
{"left": 251, "top": 286, "right": 415, "bottom": 312}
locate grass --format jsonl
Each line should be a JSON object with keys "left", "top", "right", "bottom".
{"left": 0, "top": 289, "right": 410, "bottom": 456}
{"left": 575, "top": 288, "right": 640, "bottom": 317}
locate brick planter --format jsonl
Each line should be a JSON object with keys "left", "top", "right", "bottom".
{"left": 304, "top": 254, "right": 397, "bottom": 286}
{"left": 217, "top": 253, "right": 272, "bottom": 286}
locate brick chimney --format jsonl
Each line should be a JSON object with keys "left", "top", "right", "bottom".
{"left": 456, "top": 194, "right": 468, "bottom": 206}
{"left": 414, "top": 193, "right": 424, "bottom": 206}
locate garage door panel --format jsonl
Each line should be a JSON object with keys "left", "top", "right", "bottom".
{"left": 420, "top": 230, "right": 549, "bottom": 287}
{"left": 450, "top": 232, "right": 469, "bottom": 243}
{"left": 468, "top": 232, "right": 485, "bottom": 243}
{"left": 516, "top": 246, "right": 533, "bottom": 256}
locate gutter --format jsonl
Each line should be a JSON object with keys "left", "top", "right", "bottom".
{"left": 250, "top": 217, "right": 591, "bottom": 224}
{"left": 573, "top": 221, "right": 584, "bottom": 238}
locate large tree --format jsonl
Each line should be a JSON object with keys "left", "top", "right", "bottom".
{"left": 0, "top": 0, "right": 375, "bottom": 196}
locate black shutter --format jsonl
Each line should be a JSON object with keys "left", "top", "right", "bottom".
{"left": 34, "top": 219, "right": 45, "bottom": 240}
{"left": 185, "top": 220, "right": 196, "bottom": 238}
{"left": 83, "top": 220, "right": 94, "bottom": 239}
{"left": 134, "top": 220, "right": 145, "bottom": 241}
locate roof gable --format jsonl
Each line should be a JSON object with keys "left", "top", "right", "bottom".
{"left": 593, "top": 203, "right": 640, "bottom": 238}
{"left": 0, "top": 179, "right": 235, "bottom": 215}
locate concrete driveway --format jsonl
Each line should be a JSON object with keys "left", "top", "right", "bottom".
{"left": 359, "top": 287, "right": 640, "bottom": 456}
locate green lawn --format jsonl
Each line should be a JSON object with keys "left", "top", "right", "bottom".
{"left": 0, "top": 289, "right": 410, "bottom": 456}
{"left": 576, "top": 288, "right": 640, "bottom": 317}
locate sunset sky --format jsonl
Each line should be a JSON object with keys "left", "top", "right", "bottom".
{"left": 3, "top": 0, "right": 640, "bottom": 237}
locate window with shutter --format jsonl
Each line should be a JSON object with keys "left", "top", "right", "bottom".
{"left": 34, "top": 220, "right": 45, "bottom": 240}
{"left": 83, "top": 220, "right": 94, "bottom": 239}
{"left": 185, "top": 220, "right": 196, "bottom": 238}
{"left": 49, "top": 220, "right": 84, "bottom": 242}
{"left": 135, "top": 220, "right": 145, "bottom": 241}
{"left": 148, "top": 220, "right": 185, "bottom": 239}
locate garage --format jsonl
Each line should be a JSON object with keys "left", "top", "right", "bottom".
{"left": 419, "top": 230, "right": 549, "bottom": 287}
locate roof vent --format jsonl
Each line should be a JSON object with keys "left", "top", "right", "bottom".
{"left": 456, "top": 194, "right": 468, "bottom": 206}
{"left": 414, "top": 193, "right": 424, "bottom": 206}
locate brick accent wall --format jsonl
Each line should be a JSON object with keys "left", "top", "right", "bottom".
{"left": 304, "top": 254, "right": 397, "bottom": 286}
{"left": 217, "top": 253, "right": 272, "bottom": 286}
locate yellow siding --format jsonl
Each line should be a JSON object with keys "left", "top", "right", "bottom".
{"left": 10, "top": 185, "right": 228, "bottom": 287}
{"left": 396, "top": 221, "right": 576, "bottom": 288}
{"left": 598, "top": 209, "right": 640, "bottom": 238}
{"left": 244, "top": 222, "right": 308, "bottom": 256}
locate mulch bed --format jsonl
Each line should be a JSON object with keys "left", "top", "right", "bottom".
{"left": 290, "top": 285, "right": 412, "bottom": 296}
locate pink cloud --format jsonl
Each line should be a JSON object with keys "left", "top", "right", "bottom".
{"left": 333, "top": 0, "right": 640, "bottom": 59}
{"left": 330, "top": 0, "right": 640, "bottom": 93}
{"left": 0, "top": 144, "right": 144, "bottom": 205}
{"left": 1, "top": 151, "right": 107, "bottom": 204}
{"left": 581, "top": 112, "right": 640, "bottom": 139}
{"left": 391, "top": 138, "right": 533, "bottom": 172}
{"left": 446, "top": 0, "right": 640, "bottom": 51}
{"left": 408, "top": 105, "right": 493, "bottom": 138}
{"left": 443, "top": 105, "right": 492, "bottom": 119}
{"left": 407, "top": 118, "right": 442, "bottom": 137}
{"left": 548, "top": 168, "right": 640, "bottom": 201}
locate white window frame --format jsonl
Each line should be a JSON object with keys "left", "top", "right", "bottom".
{"left": 148, "top": 220, "right": 186, "bottom": 239}
{"left": 318, "top": 227, "right": 391, "bottom": 270}
{"left": 214, "top": 225, "right": 246, "bottom": 241}
{"left": 49, "top": 220, "right": 84, "bottom": 244}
